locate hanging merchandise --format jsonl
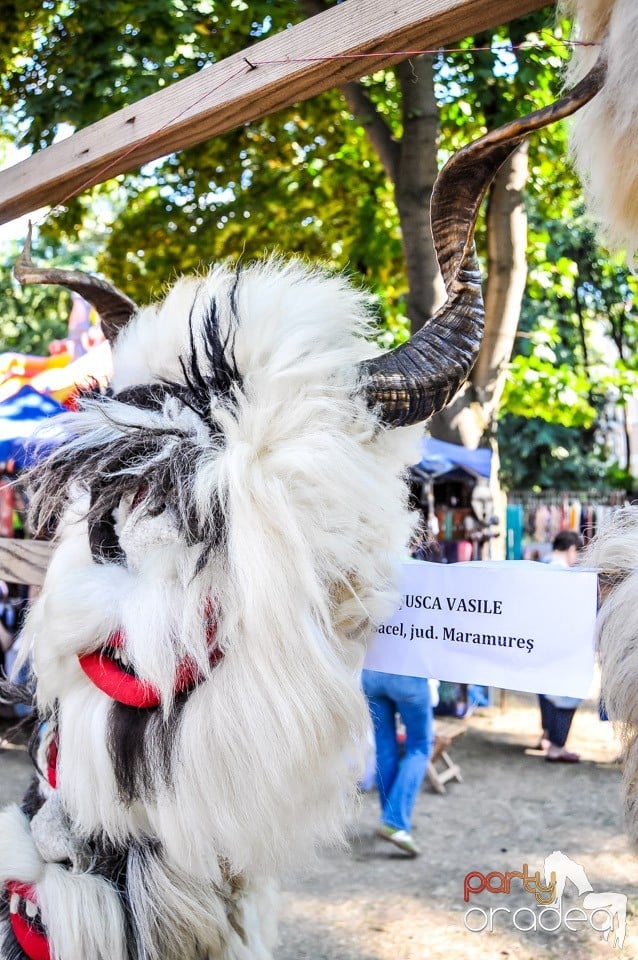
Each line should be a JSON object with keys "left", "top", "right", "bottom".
{"left": 506, "top": 490, "right": 628, "bottom": 560}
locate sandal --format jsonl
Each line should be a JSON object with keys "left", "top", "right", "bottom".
{"left": 545, "top": 749, "right": 580, "bottom": 763}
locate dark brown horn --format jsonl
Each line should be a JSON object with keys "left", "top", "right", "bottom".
{"left": 358, "top": 56, "right": 607, "bottom": 427}
{"left": 13, "top": 223, "right": 138, "bottom": 343}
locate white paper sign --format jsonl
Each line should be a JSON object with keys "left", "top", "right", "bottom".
{"left": 364, "top": 560, "right": 597, "bottom": 698}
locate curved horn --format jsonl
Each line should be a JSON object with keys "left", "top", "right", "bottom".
{"left": 13, "top": 223, "right": 138, "bottom": 343}
{"left": 359, "top": 56, "right": 607, "bottom": 427}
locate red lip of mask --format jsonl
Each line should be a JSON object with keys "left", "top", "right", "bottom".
{"left": 6, "top": 881, "right": 51, "bottom": 960}
{"left": 78, "top": 608, "right": 222, "bottom": 708}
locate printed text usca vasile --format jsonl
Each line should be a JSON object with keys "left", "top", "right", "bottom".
{"left": 376, "top": 592, "right": 535, "bottom": 653}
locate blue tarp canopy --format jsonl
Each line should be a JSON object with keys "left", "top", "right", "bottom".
{"left": 415, "top": 437, "right": 492, "bottom": 479}
{"left": 0, "top": 385, "right": 66, "bottom": 467}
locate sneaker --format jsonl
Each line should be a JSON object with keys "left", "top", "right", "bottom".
{"left": 376, "top": 824, "right": 420, "bottom": 857}
{"left": 545, "top": 747, "right": 580, "bottom": 763}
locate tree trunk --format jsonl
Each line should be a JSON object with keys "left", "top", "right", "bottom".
{"left": 340, "top": 55, "right": 445, "bottom": 332}
{"left": 301, "top": 0, "right": 530, "bottom": 482}
{"left": 297, "top": 7, "right": 533, "bottom": 558}
{"left": 395, "top": 55, "right": 446, "bottom": 334}
{"left": 429, "top": 141, "right": 530, "bottom": 446}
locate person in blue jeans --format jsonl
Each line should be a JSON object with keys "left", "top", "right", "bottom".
{"left": 361, "top": 669, "right": 433, "bottom": 857}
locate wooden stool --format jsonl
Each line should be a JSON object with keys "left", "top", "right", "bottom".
{"left": 426, "top": 719, "right": 466, "bottom": 794}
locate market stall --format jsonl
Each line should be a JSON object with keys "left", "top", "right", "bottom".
{"left": 410, "top": 437, "right": 496, "bottom": 561}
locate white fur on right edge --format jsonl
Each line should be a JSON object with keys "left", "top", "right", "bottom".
{"left": 563, "top": 0, "right": 638, "bottom": 259}
{"left": 582, "top": 507, "right": 638, "bottom": 842}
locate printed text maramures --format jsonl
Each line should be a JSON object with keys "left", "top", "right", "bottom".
{"left": 375, "top": 592, "right": 535, "bottom": 653}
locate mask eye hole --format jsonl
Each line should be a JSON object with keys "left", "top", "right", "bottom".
{"left": 131, "top": 481, "right": 149, "bottom": 510}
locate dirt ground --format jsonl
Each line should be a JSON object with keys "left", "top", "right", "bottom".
{"left": 1, "top": 692, "right": 637, "bottom": 959}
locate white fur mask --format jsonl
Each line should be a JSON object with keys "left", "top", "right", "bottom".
{"left": 20, "top": 260, "right": 420, "bottom": 886}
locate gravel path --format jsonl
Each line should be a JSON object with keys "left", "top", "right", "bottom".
{"left": 2, "top": 693, "right": 636, "bottom": 959}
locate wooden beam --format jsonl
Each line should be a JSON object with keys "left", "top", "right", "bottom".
{"left": 0, "top": 0, "right": 551, "bottom": 225}
{"left": 0, "top": 539, "right": 53, "bottom": 587}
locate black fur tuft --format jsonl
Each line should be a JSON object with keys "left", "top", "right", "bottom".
{"left": 108, "top": 694, "right": 189, "bottom": 805}
{"left": 23, "top": 277, "right": 249, "bottom": 574}
{"left": 178, "top": 281, "right": 243, "bottom": 425}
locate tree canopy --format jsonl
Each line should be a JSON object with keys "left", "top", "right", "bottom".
{"left": 1, "top": 0, "right": 636, "bottom": 490}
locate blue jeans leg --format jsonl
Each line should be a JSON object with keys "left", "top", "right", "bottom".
{"left": 538, "top": 694, "right": 551, "bottom": 733}
{"left": 366, "top": 689, "right": 399, "bottom": 816}
{"left": 539, "top": 694, "right": 577, "bottom": 747}
{"left": 548, "top": 707, "right": 576, "bottom": 747}
{"left": 362, "top": 670, "right": 433, "bottom": 833}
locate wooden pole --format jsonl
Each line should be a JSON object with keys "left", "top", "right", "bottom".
{"left": 0, "top": 539, "right": 53, "bottom": 587}
{"left": 0, "top": 0, "right": 550, "bottom": 225}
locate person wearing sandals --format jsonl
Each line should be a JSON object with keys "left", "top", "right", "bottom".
{"left": 537, "top": 530, "right": 584, "bottom": 763}
{"left": 361, "top": 669, "right": 433, "bottom": 856}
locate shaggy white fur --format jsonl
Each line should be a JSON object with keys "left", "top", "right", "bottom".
{"left": 563, "top": 0, "right": 638, "bottom": 259}
{"left": 0, "top": 805, "right": 127, "bottom": 960}
{"left": 24, "top": 262, "right": 420, "bottom": 860}
{"left": 581, "top": 507, "right": 638, "bottom": 841}
{"left": 16, "top": 259, "right": 422, "bottom": 955}
{"left": 0, "top": 799, "right": 277, "bottom": 960}
{"left": 126, "top": 846, "right": 278, "bottom": 960}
